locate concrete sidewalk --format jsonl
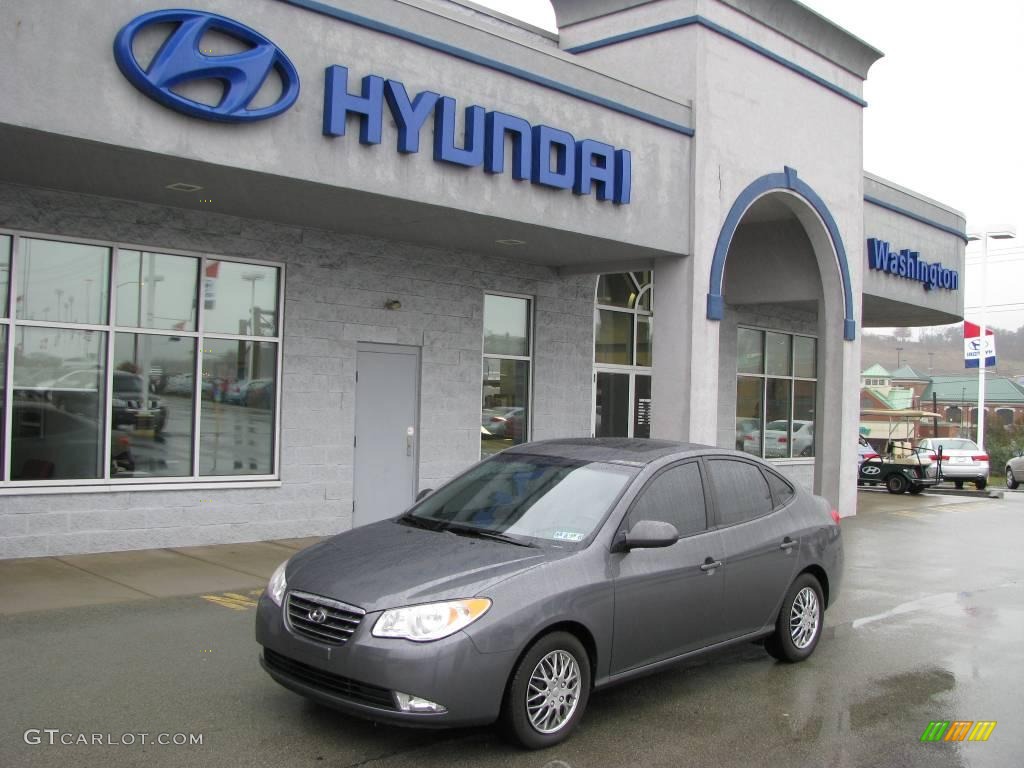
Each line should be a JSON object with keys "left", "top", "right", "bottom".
{"left": 0, "top": 537, "right": 324, "bottom": 615}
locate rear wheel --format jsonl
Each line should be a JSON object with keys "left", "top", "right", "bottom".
{"left": 886, "top": 474, "right": 909, "bottom": 494}
{"left": 975, "top": 479, "right": 987, "bottom": 491}
{"left": 954, "top": 480, "right": 964, "bottom": 489}
{"left": 908, "top": 484, "right": 924, "bottom": 495}
{"left": 1008, "top": 468, "right": 1020, "bottom": 490}
{"left": 502, "top": 632, "right": 591, "bottom": 749}
{"left": 765, "top": 573, "right": 824, "bottom": 662}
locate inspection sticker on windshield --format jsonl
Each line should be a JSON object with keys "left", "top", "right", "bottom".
{"left": 552, "top": 530, "right": 585, "bottom": 542}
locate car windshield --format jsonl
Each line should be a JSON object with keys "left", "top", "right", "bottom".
{"left": 404, "top": 453, "right": 637, "bottom": 546}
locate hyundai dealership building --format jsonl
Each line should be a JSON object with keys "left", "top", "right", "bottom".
{"left": 0, "top": 0, "right": 966, "bottom": 557}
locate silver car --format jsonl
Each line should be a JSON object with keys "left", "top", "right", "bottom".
{"left": 1006, "top": 450, "right": 1024, "bottom": 489}
{"left": 917, "top": 438, "right": 989, "bottom": 490}
{"left": 256, "top": 439, "right": 843, "bottom": 748}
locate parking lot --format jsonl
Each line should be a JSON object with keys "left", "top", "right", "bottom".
{"left": 2, "top": 489, "right": 1022, "bottom": 768}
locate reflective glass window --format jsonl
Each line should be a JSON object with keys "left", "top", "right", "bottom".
{"left": 737, "top": 328, "right": 764, "bottom": 374}
{"left": 736, "top": 376, "right": 763, "bottom": 453}
{"left": 202, "top": 260, "right": 278, "bottom": 336}
{"left": 794, "top": 336, "right": 816, "bottom": 378}
{"left": 483, "top": 295, "right": 530, "bottom": 357}
{"left": 111, "top": 333, "right": 195, "bottom": 477}
{"left": 199, "top": 338, "right": 277, "bottom": 476}
{"left": 764, "top": 379, "right": 792, "bottom": 458}
{"left": 765, "top": 332, "right": 791, "bottom": 376}
{"left": 481, "top": 357, "right": 530, "bottom": 457}
{"left": 596, "top": 273, "right": 637, "bottom": 308}
{"left": 595, "top": 371, "right": 629, "bottom": 438}
{"left": 116, "top": 250, "right": 199, "bottom": 331}
{"left": 0, "top": 234, "right": 10, "bottom": 316}
{"left": 595, "top": 310, "right": 633, "bottom": 365}
{"left": 11, "top": 327, "right": 106, "bottom": 480}
{"left": 17, "top": 239, "right": 110, "bottom": 325}
{"left": 794, "top": 381, "right": 816, "bottom": 458}
{"left": 636, "top": 316, "right": 652, "bottom": 367}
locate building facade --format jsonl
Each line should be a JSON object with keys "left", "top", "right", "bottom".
{"left": 0, "top": 0, "right": 966, "bottom": 557}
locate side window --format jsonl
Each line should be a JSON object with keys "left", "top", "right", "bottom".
{"left": 765, "top": 470, "right": 795, "bottom": 509}
{"left": 627, "top": 462, "right": 707, "bottom": 538}
{"left": 708, "top": 459, "right": 773, "bottom": 526}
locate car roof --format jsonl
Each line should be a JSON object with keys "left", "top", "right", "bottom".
{"left": 502, "top": 438, "right": 719, "bottom": 467}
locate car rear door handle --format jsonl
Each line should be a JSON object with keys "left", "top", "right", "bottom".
{"left": 780, "top": 537, "right": 795, "bottom": 551}
{"left": 700, "top": 558, "right": 722, "bottom": 572}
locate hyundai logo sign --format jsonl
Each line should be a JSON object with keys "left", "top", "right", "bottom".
{"left": 113, "top": 9, "right": 300, "bottom": 123}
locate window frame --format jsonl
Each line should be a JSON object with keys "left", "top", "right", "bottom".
{"left": 481, "top": 291, "right": 534, "bottom": 451}
{"left": 735, "top": 325, "right": 818, "bottom": 461}
{"left": 619, "top": 459, "right": 710, "bottom": 540}
{"left": 704, "top": 456, "right": 777, "bottom": 529}
{"left": 592, "top": 271, "right": 653, "bottom": 438}
{"left": 0, "top": 228, "right": 285, "bottom": 493}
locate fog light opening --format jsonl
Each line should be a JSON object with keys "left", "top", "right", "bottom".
{"left": 393, "top": 691, "right": 446, "bottom": 713}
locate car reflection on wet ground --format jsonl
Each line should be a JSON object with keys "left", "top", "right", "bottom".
{"left": 1, "top": 490, "right": 1021, "bottom": 768}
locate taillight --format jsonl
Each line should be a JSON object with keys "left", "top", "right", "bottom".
{"left": 778, "top": 436, "right": 788, "bottom": 444}
{"left": 866, "top": 453, "right": 879, "bottom": 461}
{"left": 972, "top": 454, "right": 988, "bottom": 462}
{"left": 830, "top": 509, "right": 841, "bottom": 525}
{"left": 927, "top": 454, "right": 938, "bottom": 461}
{"left": 744, "top": 435, "right": 753, "bottom": 441}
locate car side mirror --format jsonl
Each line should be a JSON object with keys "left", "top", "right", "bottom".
{"left": 415, "top": 488, "right": 433, "bottom": 502}
{"left": 613, "top": 520, "right": 680, "bottom": 552}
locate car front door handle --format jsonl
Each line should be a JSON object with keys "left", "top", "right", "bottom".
{"left": 700, "top": 558, "right": 722, "bottom": 572}
{"left": 780, "top": 537, "right": 795, "bottom": 551}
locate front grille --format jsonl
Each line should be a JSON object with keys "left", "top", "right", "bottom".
{"left": 286, "top": 591, "right": 364, "bottom": 646}
{"left": 263, "top": 649, "right": 395, "bottom": 710}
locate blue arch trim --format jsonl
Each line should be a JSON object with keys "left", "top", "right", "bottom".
{"left": 706, "top": 167, "right": 857, "bottom": 341}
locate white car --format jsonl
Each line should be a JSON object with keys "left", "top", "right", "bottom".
{"left": 917, "top": 438, "right": 989, "bottom": 490}
{"left": 745, "top": 419, "right": 814, "bottom": 458}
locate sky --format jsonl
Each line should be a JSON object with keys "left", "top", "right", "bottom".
{"left": 472, "top": 0, "right": 1024, "bottom": 331}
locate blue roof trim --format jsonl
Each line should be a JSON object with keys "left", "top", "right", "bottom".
{"left": 277, "top": 0, "right": 695, "bottom": 136}
{"left": 864, "top": 195, "right": 969, "bottom": 243}
{"left": 707, "top": 166, "right": 857, "bottom": 342}
{"left": 566, "top": 16, "right": 868, "bottom": 109}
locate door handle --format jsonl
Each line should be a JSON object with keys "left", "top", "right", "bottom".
{"left": 780, "top": 537, "right": 795, "bottom": 551}
{"left": 700, "top": 558, "right": 722, "bottom": 572}
{"left": 406, "top": 426, "right": 415, "bottom": 457}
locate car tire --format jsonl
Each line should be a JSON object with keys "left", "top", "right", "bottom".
{"left": 765, "top": 573, "right": 824, "bottom": 663}
{"left": 1008, "top": 468, "right": 1020, "bottom": 490}
{"left": 908, "top": 484, "right": 924, "bottom": 495}
{"left": 886, "top": 474, "right": 909, "bottom": 494}
{"left": 975, "top": 479, "right": 987, "bottom": 491}
{"left": 954, "top": 480, "right": 964, "bottom": 489}
{"left": 502, "top": 632, "right": 591, "bottom": 750}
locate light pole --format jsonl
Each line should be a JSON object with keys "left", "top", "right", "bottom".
{"left": 896, "top": 346, "right": 904, "bottom": 369}
{"left": 966, "top": 228, "right": 1016, "bottom": 451}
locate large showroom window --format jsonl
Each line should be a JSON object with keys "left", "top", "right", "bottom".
{"left": 481, "top": 293, "right": 532, "bottom": 458}
{"left": 594, "top": 271, "right": 652, "bottom": 438}
{"left": 0, "top": 231, "right": 282, "bottom": 487}
{"left": 735, "top": 328, "right": 817, "bottom": 459}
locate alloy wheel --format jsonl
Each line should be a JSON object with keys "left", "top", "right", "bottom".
{"left": 526, "top": 650, "right": 581, "bottom": 734}
{"left": 789, "top": 586, "right": 820, "bottom": 649}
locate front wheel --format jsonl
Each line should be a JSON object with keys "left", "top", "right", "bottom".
{"left": 765, "top": 573, "right": 824, "bottom": 662}
{"left": 908, "top": 484, "right": 924, "bottom": 495}
{"left": 1008, "top": 468, "right": 1020, "bottom": 490}
{"left": 886, "top": 473, "right": 909, "bottom": 494}
{"left": 954, "top": 480, "right": 964, "bottom": 489}
{"left": 502, "top": 632, "right": 591, "bottom": 749}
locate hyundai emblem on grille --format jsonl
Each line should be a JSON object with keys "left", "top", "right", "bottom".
{"left": 307, "top": 607, "right": 328, "bottom": 624}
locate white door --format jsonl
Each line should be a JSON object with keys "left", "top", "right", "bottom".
{"left": 353, "top": 343, "right": 420, "bottom": 527}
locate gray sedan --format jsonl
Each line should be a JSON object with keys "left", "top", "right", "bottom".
{"left": 1007, "top": 450, "right": 1024, "bottom": 489}
{"left": 256, "top": 439, "right": 843, "bottom": 748}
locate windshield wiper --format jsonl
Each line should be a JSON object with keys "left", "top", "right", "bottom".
{"left": 397, "top": 514, "right": 446, "bottom": 531}
{"left": 442, "top": 523, "right": 537, "bottom": 548}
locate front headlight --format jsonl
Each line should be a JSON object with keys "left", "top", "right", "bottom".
{"left": 372, "top": 598, "right": 491, "bottom": 642}
{"left": 266, "top": 560, "right": 288, "bottom": 606}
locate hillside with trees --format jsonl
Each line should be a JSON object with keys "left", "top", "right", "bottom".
{"left": 862, "top": 324, "right": 1024, "bottom": 379}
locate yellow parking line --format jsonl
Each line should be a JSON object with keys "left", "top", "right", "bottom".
{"left": 201, "top": 592, "right": 259, "bottom": 611}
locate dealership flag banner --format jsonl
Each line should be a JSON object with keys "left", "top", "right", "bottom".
{"left": 964, "top": 321, "right": 996, "bottom": 368}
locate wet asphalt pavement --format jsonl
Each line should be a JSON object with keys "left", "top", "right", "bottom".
{"left": 2, "top": 490, "right": 1022, "bottom": 768}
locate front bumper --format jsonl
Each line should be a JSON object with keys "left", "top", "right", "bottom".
{"left": 255, "top": 592, "right": 516, "bottom": 728}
